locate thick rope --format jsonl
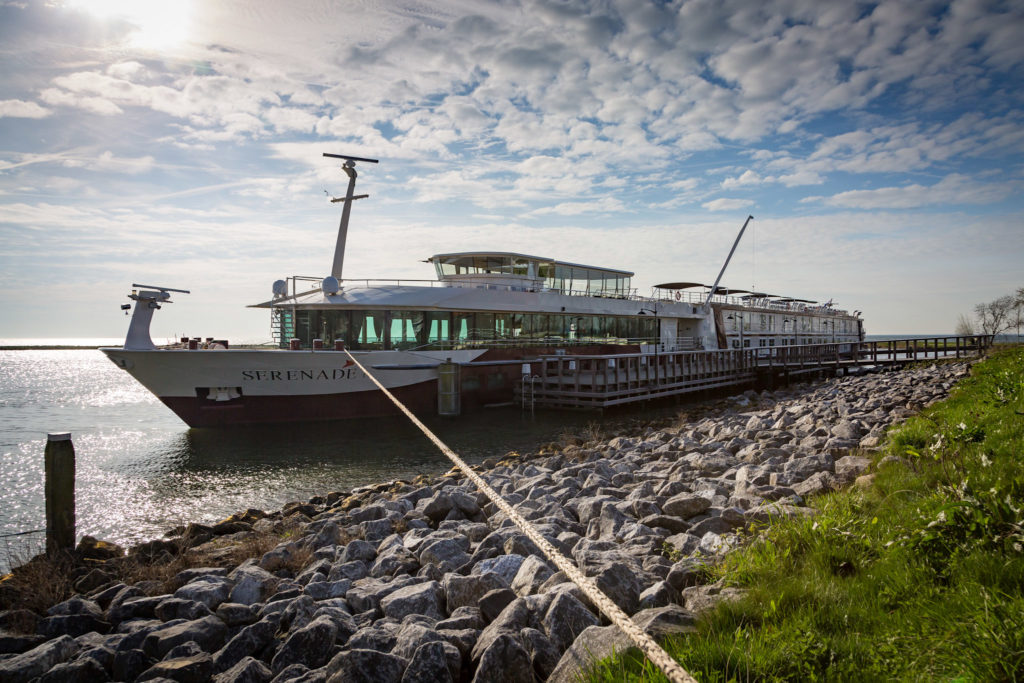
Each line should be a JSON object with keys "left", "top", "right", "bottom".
{"left": 344, "top": 350, "right": 697, "bottom": 683}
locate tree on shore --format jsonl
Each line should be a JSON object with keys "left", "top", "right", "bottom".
{"left": 959, "top": 288, "right": 1023, "bottom": 338}
{"left": 975, "top": 295, "right": 1016, "bottom": 336}
{"left": 954, "top": 313, "right": 975, "bottom": 336}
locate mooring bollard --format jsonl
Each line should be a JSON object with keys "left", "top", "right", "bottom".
{"left": 44, "top": 432, "right": 75, "bottom": 555}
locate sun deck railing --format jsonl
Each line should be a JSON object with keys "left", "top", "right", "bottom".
{"left": 278, "top": 275, "right": 645, "bottom": 301}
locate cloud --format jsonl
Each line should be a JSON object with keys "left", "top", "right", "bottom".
{"left": 528, "top": 197, "right": 626, "bottom": 216}
{"left": 721, "top": 169, "right": 762, "bottom": 189}
{"left": 0, "top": 99, "right": 51, "bottom": 118}
{"left": 702, "top": 198, "right": 755, "bottom": 211}
{"left": 805, "top": 174, "right": 1018, "bottom": 209}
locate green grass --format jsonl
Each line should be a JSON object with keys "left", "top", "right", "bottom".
{"left": 588, "top": 346, "right": 1024, "bottom": 682}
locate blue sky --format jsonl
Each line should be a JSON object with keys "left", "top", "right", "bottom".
{"left": 0, "top": 0, "right": 1021, "bottom": 341}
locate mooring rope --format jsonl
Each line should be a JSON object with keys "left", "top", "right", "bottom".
{"left": 344, "top": 350, "right": 697, "bottom": 683}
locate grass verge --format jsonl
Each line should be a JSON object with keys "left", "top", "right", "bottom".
{"left": 589, "top": 346, "right": 1024, "bottom": 682}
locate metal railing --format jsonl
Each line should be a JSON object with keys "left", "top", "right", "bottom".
{"left": 517, "top": 335, "right": 992, "bottom": 409}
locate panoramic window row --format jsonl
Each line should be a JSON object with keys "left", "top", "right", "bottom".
{"left": 729, "top": 313, "right": 854, "bottom": 334}
{"left": 283, "top": 309, "right": 659, "bottom": 349}
{"left": 430, "top": 254, "right": 632, "bottom": 297}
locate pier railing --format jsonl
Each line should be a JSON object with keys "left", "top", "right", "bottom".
{"left": 519, "top": 335, "right": 992, "bottom": 409}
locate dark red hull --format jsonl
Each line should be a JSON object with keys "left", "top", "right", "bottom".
{"left": 161, "top": 379, "right": 439, "bottom": 427}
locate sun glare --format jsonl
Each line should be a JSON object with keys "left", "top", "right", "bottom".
{"left": 69, "top": 0, "right": 194, "bottom": 50}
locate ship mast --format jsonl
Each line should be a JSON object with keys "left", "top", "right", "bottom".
{"left": 324, "top": 153, "right": 379, "bottom": 281}
{"left": 703, "top": 215, "right": 754, "bottom": 310}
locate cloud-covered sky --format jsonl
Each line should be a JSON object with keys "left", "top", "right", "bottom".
{"left": 1, "top": 0, "right": 1021, "bottom": 340}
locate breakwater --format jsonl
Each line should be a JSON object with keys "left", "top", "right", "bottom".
{"left": 0, "top": 360, "right": 972, "bottom": 682}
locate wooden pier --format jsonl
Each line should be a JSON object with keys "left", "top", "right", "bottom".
{"left": 517, "top": 335, "right": 993, "bottom": 410}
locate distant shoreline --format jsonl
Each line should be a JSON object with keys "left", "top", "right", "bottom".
{"left": 0, "top": 345, "right": 106, "bottom": 351}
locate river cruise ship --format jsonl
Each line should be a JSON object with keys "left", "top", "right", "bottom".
{"left": 102, "top": 155, "right": 863, "bottom": 426}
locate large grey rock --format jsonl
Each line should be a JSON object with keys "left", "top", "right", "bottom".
{"left": 303, "top": 579, "right": 351, "bottom": 601}
{"left": 478, "top": 588, "right": 517, "bottom": 624}
{"left": 391, "top": 623, "right": 448, "bottom": 661}
{"left": 112, "top": 648, "right": 157, "bottom": 681}
{"left": 471, "top": 633, "right": 533, "bottom": 683}
{"left": 541, "top": 592, "right": 600, "bottom": 652}
{"left": 793, "top": 471, "right": 839, "bottom": 497}
{"left": 107, "top": 595, "right": 165, "bottom": 624}
{"left": 37, "top": 656, "right": 110, "bottom": 683}
{"left": 155, "top": 598, "right": 213, "bottom": 622}
{"left": 380, "top": 581, "right": 445, "bottom": 621}
{"left": 417, "top": 537, "right": 471, "bottom": 573}
{"left": 661, "top": 494, "right": 711, "bottom": 519}
{"left": 520, "top": 626, "right": 561, "bottom": 680}
{"left": 37, "top": 613, "right": 111, "bottom": 638}
{"left": 271, "top": 615, "right": 338, "bottom": 673}
{"left": 212, "top": 655, "right": 272, "bottom": 683}
{"left": 547, "top": 605, "right": 697, "bottom": 683}
{"left": 510, "top": 555, "right": 554, "bottom": 597}
{"left": 0, "top": 635, "right": 80, "bottom": 683}
{"left": 259, "top": 541, "right": 302, "bottom": 572}
{"left": 175, "top": 575, "right": 234, "bottom": 610}
{"left": 216, "top": 603, "right": 258, "bottom": 627}
{"left": 228, "top": 563, "right": 279, "bottom": 606}
{"left": 212, "top": 616, "right": 278, "bottom": 673}
{"left": 442, "top": 572, "right": 507, "bottom": 612}
{"left": 328, "top": 560, "right": 369, "bottom": 583}
{"left": 137, "top": 652, "right": 213, "bottom": 681}
{"left": 370, "top": 545, "right": 420, "bottom": 578}
{"left": 472, "top": 554, "right": 525, "bottom": 585}
{"left": 471, "top": 596, "right": 532, "bottom": 661}
{"left": 340, "top": 539, "right": 377, "bottom": 564}
{"left": 780, "top": 453, "right": 834, "bottom": 483}
{"left": 834, "top": 455, "right": 871, "bottom": 483}
{"left": 326, "top": 649, "right": 408, "bottom": 683}
{"left": 401, "top": 640, "right": 459, "bottom": 683}
{"left": 143, "top": 615, "right": 228, "bottom": 659}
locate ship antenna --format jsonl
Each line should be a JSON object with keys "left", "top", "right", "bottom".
{"left": 703, "top": 215, "right": 754, "bottom": 310}
{"left": 324, "top": 153, "right": 379, "bottom": 281}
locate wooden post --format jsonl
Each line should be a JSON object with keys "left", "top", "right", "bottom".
{"left": 44, "top": 432, "right": 76, "bottom": 555}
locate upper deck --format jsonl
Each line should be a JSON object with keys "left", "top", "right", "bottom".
{"left": 428, "top": 252, "right": 633, "bottom": 298}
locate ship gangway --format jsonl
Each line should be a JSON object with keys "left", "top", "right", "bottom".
{"left": 516, "top": 335, "right": 993, "bottom": 410}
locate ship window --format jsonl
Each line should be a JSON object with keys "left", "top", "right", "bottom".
{"left": 475, "top": 313, "right": 496, "bottom": 340}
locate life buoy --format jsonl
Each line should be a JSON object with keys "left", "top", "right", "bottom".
{"left": 674, "top": 291, "right": 681, "bottom": 301}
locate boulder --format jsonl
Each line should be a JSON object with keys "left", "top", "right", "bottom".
{"left": 137, "top": 653, "right": 213, "bottom": 682}
{"left": 472, "top": 554, "right": 525, "bottom": 585}
{"left": 0, "top": 634, "right": 80, "bottom": 683}
{"left": 271, "top": 615, "right": 338, "bottom": 673}
{"left": 547, "top": 606, "right": 696, "bottom": 683}
{"left": 541, "top": 592, "right": 600, "bottom": 652}
{"left": 401, "top": 640, "right": 460, "bottom": 683}
{"left": 228, "top": 563, "right": 279, "bottom": 605}
{"left": 37, "top": 656, "right": 110, "bottom": 683}
{"left": 442, "top": 572, "right": 507, "bottom": 612}
{"left": 143, "top": 615, "right": 228, "bottom": 659}
{"left": 155, "top": 598, "right": 213, "bottom": 622}
{"left": 510, "top": 555, "right": 554, "bottom": 597}
{"left": 174, "top": 575, "right": 234, "bottom": 610}
{"left": 380, "top": 581, "right": 445, "bottom": 622}
{"left": 212, "top": 617, "right": 278, "bottom": 674}
{"left": 661, "top": 494, "right": 712, "bottom": 519}
{"left": 212, "top": 655, "right": 272, "bottom": 683}
{"left": 326, "top": 649, "right": 408, "bottom": 683}
{"left": 471, "top": 633, "right": 533, "bottom": 683}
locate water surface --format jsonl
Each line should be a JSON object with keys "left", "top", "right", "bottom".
{"left": 1, "top": 349, "right": 636, "bottom": 570}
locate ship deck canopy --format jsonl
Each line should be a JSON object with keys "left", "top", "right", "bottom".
{"left": 428, "top": 251, "right": 633, "bottom": 297}
{"left": 653, "top": 281, "right": 706, "bottom": 290}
